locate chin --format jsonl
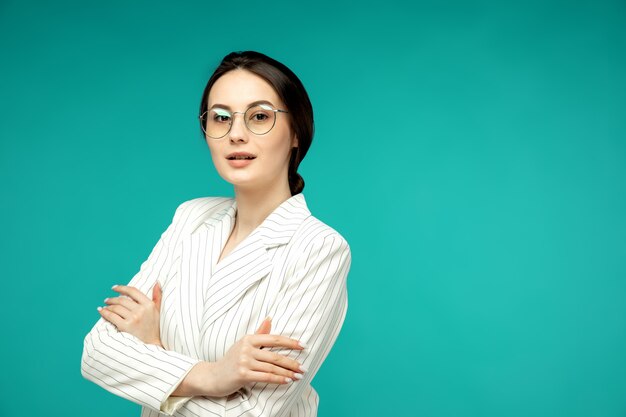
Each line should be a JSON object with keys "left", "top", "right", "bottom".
{"left": 221, "top": 173, "right": 258, "bottom": 187}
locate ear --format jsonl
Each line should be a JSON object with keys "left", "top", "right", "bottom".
{"left": 291, "top": 133, "right": 299, "bottom": 149}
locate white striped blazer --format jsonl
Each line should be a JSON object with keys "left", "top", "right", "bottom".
{"left": 81, "top": 193, "right": 351, "bottom": 417}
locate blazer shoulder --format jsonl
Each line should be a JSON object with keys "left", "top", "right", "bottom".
{"left": 295, "top": 214, "right": 351, "bottom": 253}
{"left": 287, "top": 215, "right": 352, "bottom": 286}
{"left": 170, "top": 196, "right": 233, "bottom": 230}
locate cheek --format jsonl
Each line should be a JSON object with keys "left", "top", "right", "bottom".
{"left": 263, "top": 141, "right": 292, "bottom": 169}
{"left": 267, "top": 129, "right": 295, "bottom": 160}
{"left": 207, "top": 142, "right": 225, "bottom": 168}
{"left": 268, "top": 138, "right": 289, "bottom": 154}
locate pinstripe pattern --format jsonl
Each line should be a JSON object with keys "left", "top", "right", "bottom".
{"left": 81, "top": 193, "right": 351, "bottom": 416}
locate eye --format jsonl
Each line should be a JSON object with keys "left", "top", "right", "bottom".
{"left": 247, "top": 104, "right": 273, "bottom": 123}
{"left": 211, "top": 108, "right": 231, "bottom": 123}
{"left": 250, "top": 112, "right": 270, "bottom": 122}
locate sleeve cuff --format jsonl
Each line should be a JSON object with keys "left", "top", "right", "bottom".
{"left": 161, "top": 395, "right": 193, "bottom": 415}
{"left": 159, "top": 361, "right": 198, "bottom": 415}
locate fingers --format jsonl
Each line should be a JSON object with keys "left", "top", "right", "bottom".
{"left": 98, "top": 306, "right": 126, "bottom": 329}
{"left": 104, "top": 296, "right": 136, "bottom": 310}
{"left": 227, "top": 332, "right": 308, "bottom": 388}
{"left": 101, "top": 304, "right": 131, "bottom": 320}
{"left": 253, "top": 349, "right": 305, "bottom": 374}
{"left": 246, "top": 334, "right": 305, "bottom": 350}
{"left": 255, "top": 317, "right": 271, "bottom": 335}
{"left": 245, "top": 370, "right": 295, "bottom": 385}
{"left": 152, "top": 282, "right": 162, "bottom": 312}
{"left": 111, "top": 285, "right": 150, "bottom": 304}
{"left": 250, "top": 360, "right": 304, "bottom": 382}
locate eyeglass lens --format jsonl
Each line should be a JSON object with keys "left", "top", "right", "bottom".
{"left": 201, "top": 104, "right": 278, "bottom": 138}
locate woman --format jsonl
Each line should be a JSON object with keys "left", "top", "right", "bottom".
{"left": 81, "top": 51, "right": 352, "bottom": 417}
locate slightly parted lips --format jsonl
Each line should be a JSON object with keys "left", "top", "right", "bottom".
{"left": 227, "top": 152, "right": 257, "bottom": 160}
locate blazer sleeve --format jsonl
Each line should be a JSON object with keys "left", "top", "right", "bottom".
{"left": 174, "top": 231, "right": 351, "bottom": 417}
{"left": 81, "top": 200, "right": 202, "bottom": 414}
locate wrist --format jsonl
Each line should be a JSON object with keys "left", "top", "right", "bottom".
{"left": 173, "top": 361, "right": 216, "bottom": 397}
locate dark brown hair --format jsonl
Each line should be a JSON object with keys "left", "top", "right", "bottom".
{"left": 199, "top": 51, "right": 314, "bottom": 196}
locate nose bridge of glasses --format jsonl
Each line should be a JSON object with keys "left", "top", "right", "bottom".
{"left": 228, "top": 111, "right": 248, "bottom": 134}
{"left": 230, "top": 109, "right": 264, "bottom": 139}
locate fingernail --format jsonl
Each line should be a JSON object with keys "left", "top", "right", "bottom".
{"left": 97, "top": 306, "right": 103, "bottom": 312}
{"left": 293, "top": 373, "right": 303, "bottom": 380}
{"left": 285, "top": 377, "right": 293, "bottom": 383}
{"left": 265, "top": 316, "right": 272, "bottom": 322}
{"left": 299, "top": 365, "right": 308, "bottom": 373}
{"left": 104, "top": 298, "right": 109, "bottom": 303}
{"left": 111, "top": 285, "right": 118, "bottom": 289}
{"left": 299, "top": 342, "right": 308, "bottom": 349}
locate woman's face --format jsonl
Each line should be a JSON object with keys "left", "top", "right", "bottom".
{"left": 205, "top": 69, "right": 297, "bottom": 193}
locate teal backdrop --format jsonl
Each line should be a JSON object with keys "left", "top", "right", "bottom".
{"left": 1, "top": 1, "right": 625, "bottom": 416}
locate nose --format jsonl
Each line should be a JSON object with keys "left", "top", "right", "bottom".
{"left": 228, "top": 112, "right": 248, "bottom": 143}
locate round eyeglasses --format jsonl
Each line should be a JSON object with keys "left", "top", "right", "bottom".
{"left": 199, "top": 103, "right": 289, "bottom": 139}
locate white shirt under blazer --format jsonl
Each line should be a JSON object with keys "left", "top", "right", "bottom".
{"left": 81, "top": 193, "right": 352, "bottom": 417}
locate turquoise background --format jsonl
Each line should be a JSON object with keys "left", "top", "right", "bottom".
{"left": 1, "top": 1, "right": 625, "bottom": 416}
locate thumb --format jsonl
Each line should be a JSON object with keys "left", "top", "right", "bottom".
{"left": 255, "top": 316, "right": 272, "bottom": 335}
{"left": 152, "top": 281, "right": 162, "bottom": 312}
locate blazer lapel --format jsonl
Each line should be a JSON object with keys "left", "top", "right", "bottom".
{"left": 201, "top": 232, "right": 272, "bottom": 330}
{"left": 199, "top": 193, "right": 312, "bottom": 331}
{"left": 170, "top": 202, "right": 234, "bottom": 358}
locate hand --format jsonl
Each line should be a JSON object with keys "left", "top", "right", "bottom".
{"left": 98, "top": 282, "right": 163, "bottom": 347}
{"left": 174, "top": 317, "right": 307, "bottom": 397}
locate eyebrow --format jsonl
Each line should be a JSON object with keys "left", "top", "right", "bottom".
{"left": 208, "top": 100, "right": 276, "bottom": 111}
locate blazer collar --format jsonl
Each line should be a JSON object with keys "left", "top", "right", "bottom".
{"left": 173, "top": 193, "right": 312, "bottom": 343}
{"left": 202, "top": 192, "right": 311, "bottom": 249}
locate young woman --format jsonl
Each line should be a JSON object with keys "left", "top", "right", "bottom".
{"left": 81, "top": 51, "right": 352, "bottom": 417}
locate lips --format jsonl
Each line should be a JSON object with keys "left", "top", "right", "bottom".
{"left": 226, "top": 152, "right": 257, "bottom": 160}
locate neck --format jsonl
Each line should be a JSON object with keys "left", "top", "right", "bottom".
{"left": 231, "top": 181, "right": 293, "bottom": 239}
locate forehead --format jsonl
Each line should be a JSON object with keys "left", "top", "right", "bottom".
{"left": 208, "top": 69, "right": 283, "bottom": 109}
